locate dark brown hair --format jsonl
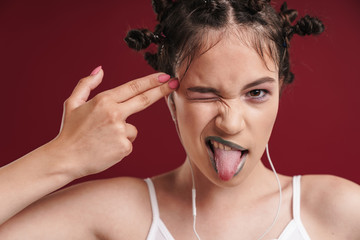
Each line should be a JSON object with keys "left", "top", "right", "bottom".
{"left": 125, "top": 0, "right": 324, "bottom": 86}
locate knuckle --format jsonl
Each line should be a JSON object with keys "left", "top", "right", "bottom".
{"left": 93, "top": 93, "right": 111, "bottom": 106}
{"left": 78, "top": 77, "right": 88, "bottom": 86}
{"left": 115, "top": 121, "right": 126, "bottom": 132}
{"left": 103, "top": 108, "right": 122, "bottom": 123}
{"left": 139, "top": 93, "right": 151, "bottom": 107}
{"left": 133, "top": 133, "right": 138, "bottom": 142}
{"left": 64, "top": 98, "right": 75, "bottom": 110}
{"left": 129, "top": 80, "right": 142, "bottom": 95}
{"left": 92, "top": 95, "right": 122, "bottom": 121}
{"left": 131, "top": 128, "right": 138, "bottom": 142}
{"left": 106, "top": 111, "right": 118, "bottom": 123}
{"left": 121, "top": 140, "right": 133, "bottom": 156}
{"left": 64, "top": 98, "right": 71, "bottom": 107}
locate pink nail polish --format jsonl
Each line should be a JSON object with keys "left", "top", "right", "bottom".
{"left": 168, "top": 79, "right": 179, "bottom": 89}
{"left": 158, "top": 74, "right": 171, "bottom": 83}
{"left": 90, "top": 66, "right": 102, "bottom": 76}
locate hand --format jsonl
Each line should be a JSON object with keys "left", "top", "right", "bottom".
{"left": 51, "top": 67, "right": 178, "bottom": 178}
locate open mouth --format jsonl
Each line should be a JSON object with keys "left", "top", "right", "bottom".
{"left": 205, "top": 136, "right": 249, "bottom": 181}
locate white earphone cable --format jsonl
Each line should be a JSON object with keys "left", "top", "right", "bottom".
{"left": 256, "top": 144, "right": 282, "bottom": 240}
{"left": 188, "top": 144, "right": 281, "bottom": 240}
{"left": 188, "top": 159, "right": 201, "bottom": 240}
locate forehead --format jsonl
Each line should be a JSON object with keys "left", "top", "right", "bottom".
{"left": 177, "top": 31, "right": 278, "bottom": 87}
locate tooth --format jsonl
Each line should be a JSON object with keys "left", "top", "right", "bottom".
{"left": 219, "top": 143, "right": 225, "bottom": 150}
{"left": 213, "top": 141, "right": 219, "bottom": 149}
{"left": 224, "top": 145, "right": 231, "bottom": 151}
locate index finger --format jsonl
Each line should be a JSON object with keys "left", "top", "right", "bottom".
{"left": 105, "top": 73, "right": 171, "bottom": 103}
{"left": 120, "top": 78, "right": 179, "bottom": 119}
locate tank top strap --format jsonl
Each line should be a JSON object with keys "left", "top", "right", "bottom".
{"left": 292, "top": 175, "right": 301, "bottom": 220}
{"left": 144, "top": 178, "right": 160, "bottom": 219}
{"left": 291, "top": 175, "right": 312, "bottom": 239}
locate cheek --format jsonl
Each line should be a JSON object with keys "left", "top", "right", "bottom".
{"left": 177, "top": 102, "right": 218, "bottom": 134}
{"left": 249, "top": 101, "right": 279, "bottom": 141}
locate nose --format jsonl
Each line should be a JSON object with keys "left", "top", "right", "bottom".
{"left": 215, "top": 100, "right": 245, "bottom": 135}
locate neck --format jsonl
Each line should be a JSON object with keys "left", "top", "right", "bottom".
{"left": 173, "top": 157, "right": 279, "bottom": 207}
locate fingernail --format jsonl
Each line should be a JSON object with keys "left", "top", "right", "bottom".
{"left": 168, "top": 78, "right": 179, "bottom": 89}
{"left": 90, "top": 66, "right": 102, "bottom": 76}
{"left": 158, "top": 74, "right": 171, "bottom": 83}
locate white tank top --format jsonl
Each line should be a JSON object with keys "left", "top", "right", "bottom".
{"left": 145, "top": 175, "right": 311, "bottom": 240}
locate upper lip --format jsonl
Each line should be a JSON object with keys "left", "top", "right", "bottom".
{"left": 205, "top": 136, "right": 248, "bottom": 152}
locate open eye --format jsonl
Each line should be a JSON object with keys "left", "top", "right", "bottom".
{"left": 246, "top": 89, "right": 269, "bottom": 101}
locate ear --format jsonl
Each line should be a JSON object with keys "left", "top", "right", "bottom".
{"left": 166, "top": 92, "right": 176, "bottom": 122}
{"left": 165, "top": 92, "right": 184, "bottom": 144}
{"left": 279, "top": 76, "right": 284, "bottom": 88}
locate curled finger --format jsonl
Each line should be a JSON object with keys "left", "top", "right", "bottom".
{"left": 126, "top": 123, "right": 138, "bottom": 142}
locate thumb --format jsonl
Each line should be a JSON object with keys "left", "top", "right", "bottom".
{"left": 67, "top": 66, "right": 104, "bottom": 110}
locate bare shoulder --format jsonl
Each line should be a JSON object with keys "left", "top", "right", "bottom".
{"left": 65, "top": 176, "right": 151, "bottom": 209}
{"left": 0, "top": 177, "right": 152, "bottom": 240}
{"left": 300, "top": 174, "right": 360, "bottom": 239}
{"left": 301, "top": 174, "right": 360, "bottom": 211}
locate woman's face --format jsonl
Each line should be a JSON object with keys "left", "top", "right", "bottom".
{"left": 172, "top": 33, "right": 280, "bottom": 185}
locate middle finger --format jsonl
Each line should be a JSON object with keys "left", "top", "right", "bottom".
{"left": 120, "top": 78, "right": 179, "bottom": 119}
{"left": 105, "top": 73, "right": 171, "bottom": 103}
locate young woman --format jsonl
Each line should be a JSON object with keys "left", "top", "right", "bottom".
{"left": 0, "top": 0, "right": 359, "bottom": 239}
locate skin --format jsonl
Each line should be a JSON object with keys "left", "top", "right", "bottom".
{"left": 172, "top": 33, "right": 280, "bottom": 188}
{"left": 0, "top": 33, "right": 360, "bottom": 239}
{"left": 0, "top": 69, "right": 178, "bottom": 225}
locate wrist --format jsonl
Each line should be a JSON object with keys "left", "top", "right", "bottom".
{"left": 40, "top": 138, "right": 81, "bottom": 182}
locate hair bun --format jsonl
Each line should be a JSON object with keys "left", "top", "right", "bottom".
{"left": 125, "top": 29, "right": 155, "bottom": 51}
{"left": 293, "top": 15, "right": 325, "bottom": 36}
{"left": 280, "top": 2, "right": 298, "bottom": 24}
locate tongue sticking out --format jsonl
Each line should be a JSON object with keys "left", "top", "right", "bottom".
{"left": 214, "top": 148, "right": 242, "bottom": 181}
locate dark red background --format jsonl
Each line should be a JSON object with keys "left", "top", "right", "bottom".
{"left": 1, "top": 0, "right": 359, "bottom": 186}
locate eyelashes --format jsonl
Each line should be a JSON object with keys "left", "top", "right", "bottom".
{"left": 246, "top": 89, "right": 270, "bottom": 102}
{"left": 188, "top": 97, "right": 220, "bottom": 102}
{"left": 187, "top": 89, "right": 270, "bottom": 103}
{"left": 186, "top": 92, "right": 220, "bottom": 102}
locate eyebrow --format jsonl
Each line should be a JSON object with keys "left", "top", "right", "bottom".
{"left": 242, "top": 77, "right": 276, "bottom": 90}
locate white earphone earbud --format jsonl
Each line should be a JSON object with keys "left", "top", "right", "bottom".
{"left": 167, "top": 92, "right": 176, "bottom": 122}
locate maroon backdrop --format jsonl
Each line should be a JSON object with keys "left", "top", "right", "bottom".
{"left": 0, "top": 0, "right": 359, "bottom": 185}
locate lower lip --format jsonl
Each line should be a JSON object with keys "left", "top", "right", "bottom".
{"left": 234, "top": 152, "right": 247, "bottom": 177}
